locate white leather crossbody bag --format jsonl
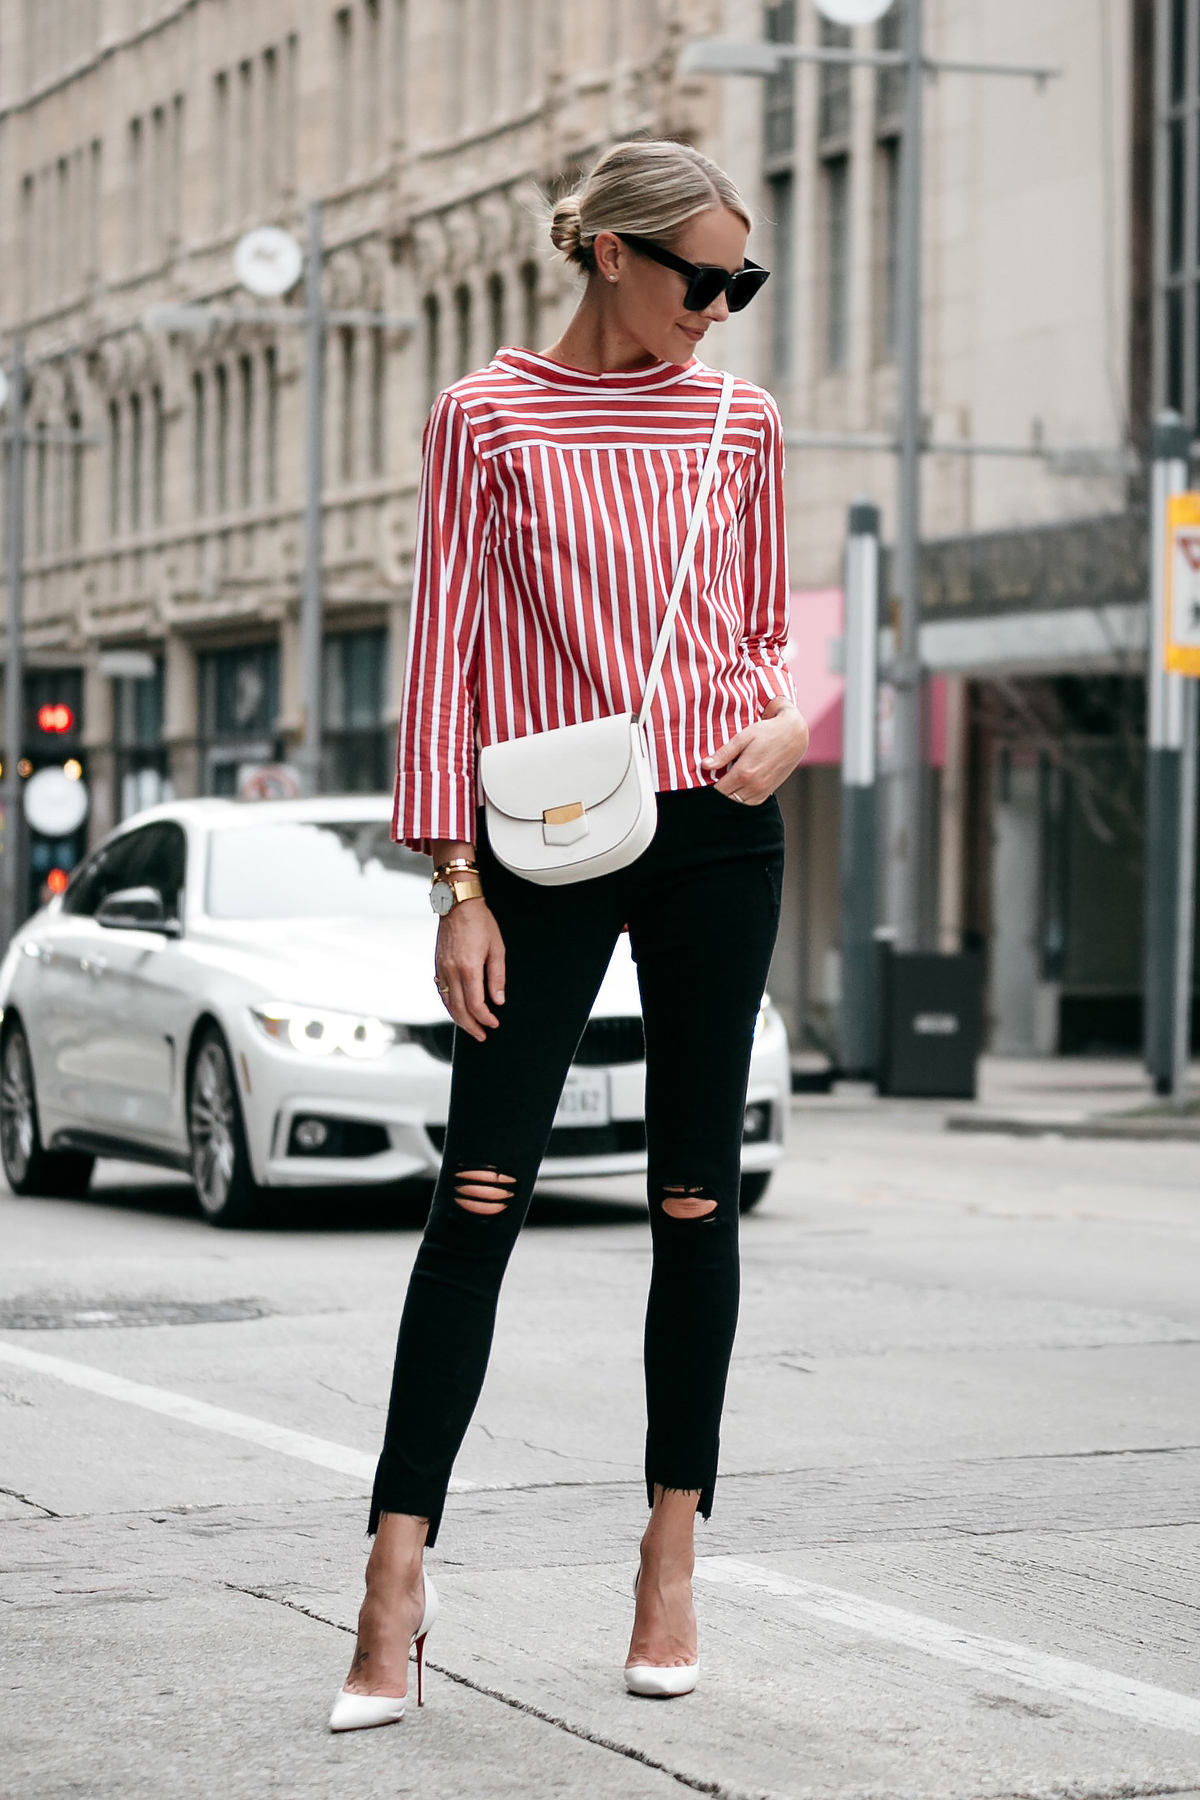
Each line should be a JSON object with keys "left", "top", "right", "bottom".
{"left": 478, "top": 370, "right": 735, "bottom": 886}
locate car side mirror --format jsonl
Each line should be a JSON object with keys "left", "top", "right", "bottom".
{"left": 95, "top": 886, "right": 182, "bottom": 937}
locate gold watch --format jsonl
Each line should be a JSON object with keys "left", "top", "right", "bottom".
{"left": 430, "top": 866, "right": 483, "bottom": 916}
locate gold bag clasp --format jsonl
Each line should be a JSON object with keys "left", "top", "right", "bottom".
{"left": 543, "top": 800, "right": 585, "bottom": 826}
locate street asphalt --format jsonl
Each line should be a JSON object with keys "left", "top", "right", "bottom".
{"left": 2, "top": 1058, "right": 1199, "bottom": 1800}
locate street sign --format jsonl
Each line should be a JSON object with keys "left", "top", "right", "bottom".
{"left": 813, "top": 0, "right": 895, "bottom": 23}
{"left": 23, "top": 767, "right": 89, "bottom": 835}
{"left": 1165, "top": 492, "right": 1200, "bottom": 675}
{"left": 238, "top": 762, "right": 302, "bottom": 802}
{"left": 234, "top": 227, "right": 303, "bottom": 298}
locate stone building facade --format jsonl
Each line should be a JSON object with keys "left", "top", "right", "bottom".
{"left": 0, "top": 0, "right": 1155, "bottom": 1054}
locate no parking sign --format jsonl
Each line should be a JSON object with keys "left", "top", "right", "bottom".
{"left": 1165, "top": 492, "right": 1200, "bottom": 674}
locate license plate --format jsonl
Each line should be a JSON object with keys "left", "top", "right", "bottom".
{"left": 553, "top": 1066, "right": 610, "bottom": 1127}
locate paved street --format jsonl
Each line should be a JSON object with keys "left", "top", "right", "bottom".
{"left": 3, "top": 1061, "right": 1200, "bottom": 1800}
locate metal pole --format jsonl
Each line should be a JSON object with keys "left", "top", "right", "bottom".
{"left": 2, "top": 339, "right": 25, "bottom": 951}
{"left": 839, "top": 500, "right": 881, "bottom": 1076}
{"left": 1144, "top": 410, "right": 1191, "bottom": 1092}
{"left": 884, "top": 0, "right": 925, "bottom": 952}
{"left": 298, "top": 200, "right": 325, "bottom": 795}
{"left": 1171, "top": 679, "right": 1199, "bottom": 1100}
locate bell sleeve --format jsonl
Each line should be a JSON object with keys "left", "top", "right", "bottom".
{"left": 740, "top": 392, "right": 796, "bottom": 712}
{"left": 392, "top": 392, "right": 489, "bottom": 850}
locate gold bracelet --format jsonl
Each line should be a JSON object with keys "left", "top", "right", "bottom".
{"left": 433, "top": 857, "right": 480, "bottom": 879}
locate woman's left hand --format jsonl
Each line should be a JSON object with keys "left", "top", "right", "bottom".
{"left": 702, "top": 699, "right": 810, "bottom": 805}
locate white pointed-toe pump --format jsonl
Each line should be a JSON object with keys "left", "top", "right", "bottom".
{"left": 329, "top": 1572, "right": 440, "bottom": 1733}
{"left": 624, "top": 1568, "right": 700, "bottom": 1698}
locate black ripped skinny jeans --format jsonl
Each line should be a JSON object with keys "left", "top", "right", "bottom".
{"left": 369, "top": 784, "right": 785, "bottom": 1545}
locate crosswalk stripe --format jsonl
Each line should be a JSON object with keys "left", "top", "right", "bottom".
{"left": 695, "top": 1557, "right": 1200, "bottom": 1736}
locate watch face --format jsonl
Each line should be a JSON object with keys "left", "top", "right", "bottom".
{"left": 430, "top": 881, "right": 454, "bottom": 916}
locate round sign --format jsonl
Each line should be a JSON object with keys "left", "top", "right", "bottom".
{"left": 233, "top": 227, "right": 303, "bottom": 298}
{"left": 24, "top": 767, "right": 89, "bottom": 836}
{"left": 0, "top": 366, "right": 8, "bottom": 413}
{"left": 813, "top": 0, "right": 895, "bottom": 24}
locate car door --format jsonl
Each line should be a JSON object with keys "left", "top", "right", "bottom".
{"left": 74, "top": 821, "right": 191, "bottom": 1147}
{"left": 34, "top": 829, "right": 153, "bottom": 1132}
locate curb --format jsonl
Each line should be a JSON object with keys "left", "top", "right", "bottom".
{"left": 946, "top": 1114, "right": 1200, "bottom": 1142}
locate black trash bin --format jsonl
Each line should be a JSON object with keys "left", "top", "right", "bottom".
{"left": 876, "top": 947, "right": 985, "bottom": 1099}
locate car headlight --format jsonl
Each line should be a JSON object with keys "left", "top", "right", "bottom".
{"left": 250, "top": 1002, "right": 406, "bottom": 1060}
{"left": 753, "top": 996, "right": 773, "bottom": 1043}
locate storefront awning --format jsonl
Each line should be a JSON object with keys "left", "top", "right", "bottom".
{"left": 786, "top": 588, "right": 946, "bottom": 768}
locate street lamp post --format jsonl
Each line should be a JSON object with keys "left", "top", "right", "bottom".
{"left": 2, "top": 339, "right": 26, "bottom": 954}
{"left": 680, "top": 11, "right": 1060, "bottom": 958}
{"left": 0, "top": 344, "right": 101, "bottom": 951}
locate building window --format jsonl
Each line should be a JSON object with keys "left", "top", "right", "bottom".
{"left": 334, "top": 8, "right": 353, "bottom": 180}
{"left": 340, "top": 328, "right": 356, "bottom": 483}
{"left": 68, "top": 410, "right": 84, "bottom": 548}
{"left": 114, "top": 658, "right": 171, "bottom": 820}
{"left": 818, "top": 19, "right": 852, "bottom": 144}
{"left": 214, "top": 363, "right": 229, "bottom": 512}
{"left": 873, "top": 136, "right": 901, "bottom": 362}
{"left": 369, "top": 329, "right": 386, "bottom": 476}
{"left": 875, "top": 0, "right": 904, "bottom": 128}
{"left": 262, "top": 47, "right": 279, "bottom": 199}
{"left": 152, "top": 385, "right": 166, "bottom": 525}
{"left": 768, "top": 172, "right": 794, "bottom": 383}
{"left": 34, "top": 433, "right": 47, "bottom": 557}
{"left": 364, "top": 0, "right": 382, "bottom": 160}
{"left": 392, "top": 0, "right": 408, "bottom": 139}
{"left": 198, "top": 642, "right": 281, "bottom": 795}
{"left": 323, "top": 627, "right": 389, "bottom": 791}
{"left": 264, "top": 346, "right": 279, "bottom": 500}
{"left": 762, "top": 1, "right": 795, "bottom": 161}
{"left": 212, "top": 71, "right": 229, "bottom": 229}
{"left": 445, "top": 0, "right": 467, "bottom": 136}
{"left": 424, "top": 293, "right": 441, "bottom": 411}
{"left": 236, "top": 59, "right": 254, "bottom": 220}
{"left": 108, "top": 399, "right": 122, "bottom": 536}
{"left": 823, "top": 154, "right": 851, "bottom": 372}
{"left": 487, "top": 272, "right": 505, "bottom": 358}
{"left": 128, "top": 116, "right": 143, "bottom": 268}
{"left": 520, "top": 261, "right": 539, "bottom": 349}
{"left": 129, "top": 391, "right": 143, "bottom": 532}
{"left": 192, "top": 371, "right": 207, "bottom": 514}
{"left": 238, "top": 354, "right": 254, "bottom": 508}
{"left": 454, "top": 283, "right": 472, "bottom": 380}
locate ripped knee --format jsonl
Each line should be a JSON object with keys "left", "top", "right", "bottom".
{"left": 454, "top": 1167, "right": 517, "bottom": 1215}
{"left": 661, "top": 1184, "right": 718, "bottom": 1221}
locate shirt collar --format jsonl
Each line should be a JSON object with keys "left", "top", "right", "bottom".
{"left": 491, "top": 346, "right": 704, "bottom": 392}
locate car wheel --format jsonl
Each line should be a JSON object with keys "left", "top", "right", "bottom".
{"left": 187, "top": 1026, "right": 264, "bottom": 1228}
{"left": 0, "top": 1021, "right": 94, "bottom": 1199}
{"left": 738, "top": 1171, "right": 771, "bottom": 1214}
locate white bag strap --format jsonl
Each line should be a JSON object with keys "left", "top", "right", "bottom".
{"left": 636, "top": 369, "right": 736, "bottom": 731}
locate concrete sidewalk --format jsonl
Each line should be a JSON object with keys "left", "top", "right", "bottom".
{"left": 794, "top": 1056, "right": 1200, "bottom": 1141}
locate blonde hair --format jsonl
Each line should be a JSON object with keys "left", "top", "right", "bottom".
{"left": 549, "top": 140, "right": 752, "bottom": 273}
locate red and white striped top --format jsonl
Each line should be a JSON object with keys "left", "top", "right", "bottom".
{"left": 392, "top": 346, "right": 794, "bottom": 848}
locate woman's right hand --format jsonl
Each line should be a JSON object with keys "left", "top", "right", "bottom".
{"left": 435, "top": 899, "right": 506, "bottom": 1042}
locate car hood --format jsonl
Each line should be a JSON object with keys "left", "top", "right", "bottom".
{"left": 184, "top": 913, "right": 642, "bottom": 1022}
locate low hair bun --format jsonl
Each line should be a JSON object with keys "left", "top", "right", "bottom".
{"left": 549, "top": 194, "right": 590, "bottom": 268}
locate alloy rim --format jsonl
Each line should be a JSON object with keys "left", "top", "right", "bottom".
{"left": 0, "top": 1033, "right": 36, "bottom": 1183}
{"left": 189, "top": 1042, "right": 237, "bottom": 1214}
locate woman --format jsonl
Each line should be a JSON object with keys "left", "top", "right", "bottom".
{"left": 331, "top": 138, "right": 809, "bottom": 1732}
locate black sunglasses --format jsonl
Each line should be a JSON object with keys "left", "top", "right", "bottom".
{"left": 615, "top": 234, "right": 771, "bottom": 313}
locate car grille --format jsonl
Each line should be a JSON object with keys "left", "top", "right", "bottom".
{"left": 425, "top": 1121, "right": 647, "bottom": 1158}
{"left": 409, "top": 1016, "right": 646, "bottom": 1066}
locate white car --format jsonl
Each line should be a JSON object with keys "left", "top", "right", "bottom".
{"left": 0, "top": 796, "right": 790, "bottom": 1226}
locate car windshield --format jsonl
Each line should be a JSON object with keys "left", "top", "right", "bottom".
{"left": 206, "top": 820, "right": 431, "bottom": 919}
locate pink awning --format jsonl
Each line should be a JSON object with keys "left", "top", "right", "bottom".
{"left": 785, "top": 588, "right": 946, "bottom": 768}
